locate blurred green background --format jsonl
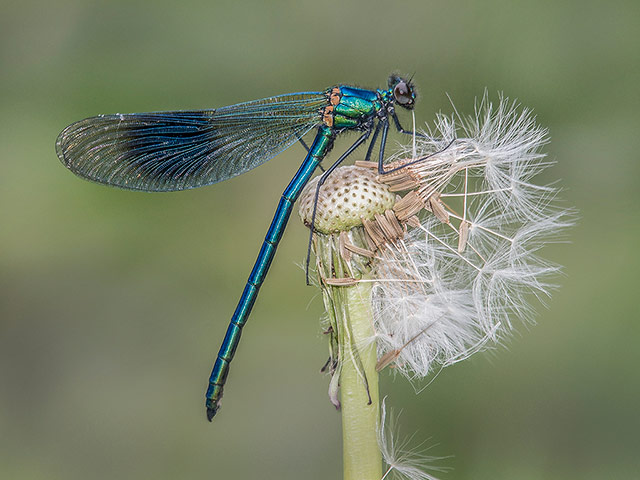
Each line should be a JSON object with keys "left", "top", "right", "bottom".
{"left": 1, "top": 1, "right": 638, "bottom": 479}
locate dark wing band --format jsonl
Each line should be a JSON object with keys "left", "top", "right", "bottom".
{"left": 56, "top": 92, "right": 327, "bottom": 191}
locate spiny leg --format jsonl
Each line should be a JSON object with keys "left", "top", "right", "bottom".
{"left": 300, "top": 137, "right": 326, "bottom": 171}
{"left": 364, "top": 119, "right": 382, "bottom": 162}
{"left": 372, "top": 110, "right": 456, "bottom": 174}
{"left": 298, "top": 137, "right": 310, "bottom": 152}
{"left": 378, "top": 137, "right": 456, "bottom": 175}
{"left": 376, "top": 118, "right": 390, "bottom": 174}
{"left": 391, "top": 110, "right": 430, "bottom": 138}
{"left": 304, "top": 129, "right": 372, "bottom": 285}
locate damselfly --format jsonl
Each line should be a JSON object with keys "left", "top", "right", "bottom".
{"left": 56, "top": 75, "right": 424, "bottom": 420}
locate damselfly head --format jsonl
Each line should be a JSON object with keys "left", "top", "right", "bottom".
{"left": 388, "top": 75, "right": 416, "bottom": 110}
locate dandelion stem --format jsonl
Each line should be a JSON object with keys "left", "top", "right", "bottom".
{"left": 339, "top": 279, "right": 382, "bottom": 480}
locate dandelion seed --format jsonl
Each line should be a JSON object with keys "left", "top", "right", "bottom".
{"left": 378, "top": 400, "right": 448, "bottom": 480}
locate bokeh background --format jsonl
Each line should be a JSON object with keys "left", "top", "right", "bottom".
{"left": 1, "top": 1, "right": 638, "bottom": 479}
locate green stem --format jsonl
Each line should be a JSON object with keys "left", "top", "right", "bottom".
{"left": 339, "top": 279, "right": 381, "bottom": 480}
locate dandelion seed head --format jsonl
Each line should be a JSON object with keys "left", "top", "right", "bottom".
{"left": 370, "top": 93, "right": 574, "bottom": 379}
{"left": 299, "top": 166, "right": 396, "bottom": 234}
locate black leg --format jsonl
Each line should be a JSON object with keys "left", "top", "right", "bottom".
{"left": 364, "top": 120, "right": 382, "bottom": 162}
{"left": 305, "top": 130, "right": 372, "bottom": 285}
{"left": 377, "top": 109, "right": 456, "bottom": 175}
{"left": 380, "top": 137, "right": 456, "bottom": 175}
{"left": 376, "top": 119, "right": 390, "bottom": 175}
{"left": 301, "top": 136, "right": 326, "bottom": 172}
{"left": 390, "top": 111, "right": 429, "bottom": 138}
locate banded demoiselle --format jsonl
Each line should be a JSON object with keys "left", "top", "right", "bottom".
{"left": 56, "top": 74, "right": 422, "bottom": 420}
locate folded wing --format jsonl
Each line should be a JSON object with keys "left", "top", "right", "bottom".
{"left": 56, "top": 92, "right": 327, "bottom": 191}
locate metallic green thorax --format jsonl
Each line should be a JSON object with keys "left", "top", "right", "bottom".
{"left": 331, "top": 85, "right": 383, "bottom": 129}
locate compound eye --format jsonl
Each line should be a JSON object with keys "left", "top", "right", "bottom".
{"left": 393, "top": 81, "right": 413, "bottom": 106}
